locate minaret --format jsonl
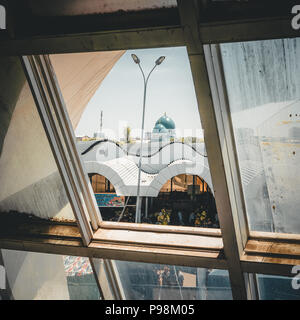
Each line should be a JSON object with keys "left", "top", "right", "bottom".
{"left": 100, "top": 110, "right": 103, "bottom": 133}
{"left": 94, "top": 110, "right": 105, "bottom": 139}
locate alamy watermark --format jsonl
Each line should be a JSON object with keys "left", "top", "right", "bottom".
{"left": 0, "top": 265, "right": 5, "bottom": 290}
{"left": 292, "top": 5, "right": 300, "bottom": 30}
{"left": 291, "top": 265, "right": 300, "bottom": 290}
{"left": 0, "top": 4, "right": 6, "bottom": 30}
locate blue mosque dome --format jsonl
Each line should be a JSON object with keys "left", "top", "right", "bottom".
{"left": 154, "top": 113, "right": 175, "bottom": 130}
{"left": 153, "top": 123, "right": 167, "bottom": 133}
{"left": 151, "top": 113, "right": 176, "bottom": 141}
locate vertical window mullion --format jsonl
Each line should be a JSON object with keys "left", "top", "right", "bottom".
{"left": 177, "top": 0, "right": 248, "bottom": 300}
{"left": 206, "top": 44, "right": 250, "bottom": 249}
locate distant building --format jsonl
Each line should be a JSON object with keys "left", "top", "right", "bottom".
{"left": 93, "top": 131, "right": 106, "bottom": 139}
{"left": 151, "top": 113, "right": 176, "bottom": 142}
{"left": 78, "top": 113, "right": 211, "bottom": 199}
{"left": 144, "top": 131, "right": 152, "bottom": 141}
{"left": 76, "top": 135, "right": 93, "bottom": 141}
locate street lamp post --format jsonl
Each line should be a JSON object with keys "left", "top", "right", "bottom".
{"left": 131, "top": 54, "right": 165, "bottom": 223}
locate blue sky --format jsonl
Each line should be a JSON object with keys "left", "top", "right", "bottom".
{"left": 75, "top": 46, "right": 203, "bottom": 139}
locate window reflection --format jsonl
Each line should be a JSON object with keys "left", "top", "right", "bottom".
{"left": 63, "top": 256, "right": 101, "bottom": 300}
{"left": 115, "top": 260, "right": 232, "bottom": 300}
{"left": 257, "top": 274, "right": 300, "bottom": 300}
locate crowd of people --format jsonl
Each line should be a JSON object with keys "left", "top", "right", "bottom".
{"left": 102, "top": 204, "right": 219, "bottom": 228}
{"left": 98, "top": 185, "right": 220, "bottom": 228}
{"left": 152, "top": 206, "right": 218, "bottom": 227}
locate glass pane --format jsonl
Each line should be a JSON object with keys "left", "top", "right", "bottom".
{"left": 115, "top": 260, "right": 232, "bottom": 300}
{"left": 257, "top": 274, "right": 300, "bottom": 300}
{"left": 50, "top": 47, "right": 220, "bottom": 229}
{"left": 220, "top": 38, "right": 300, "bottom": 234}
{"left": 1, "top": 249, "right": 100, "bottom": 300}
{"left": 0, "top": 62, "right": 75, "bottom": 223}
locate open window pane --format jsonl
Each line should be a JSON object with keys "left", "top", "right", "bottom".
{"left": 0, "top": 60, "right": 75, "bottom": 225}
{"left": 220, "top": 38, "right": 300, "bottom": 234}
{"left": 50, "top": 47, "right": 220, "bottom": 229}
{"left": 114, "top": 260, "right": 232, "bottom": 300}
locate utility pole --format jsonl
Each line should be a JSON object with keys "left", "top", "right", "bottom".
{"left": 131, "top": 54, "right": 166, "bottom": 223}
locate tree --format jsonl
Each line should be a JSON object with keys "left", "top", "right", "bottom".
{"left": 124, "top": 126, "right": 131, "bottom": 143}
